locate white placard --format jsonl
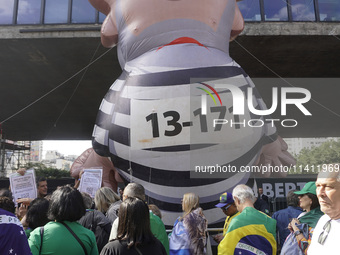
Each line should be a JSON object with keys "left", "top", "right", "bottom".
{"left": 78, "top": 168, "right": 103, "bottom": 198}
{"left": 9, "top": 169, "right": 37, "bottom": 204}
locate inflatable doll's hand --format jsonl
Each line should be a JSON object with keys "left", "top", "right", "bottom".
{"left": 70, "top": 148, "right": 123, "bottom": 191}
{"left": 255, "top": 136, "right": 296, "bottom": 177}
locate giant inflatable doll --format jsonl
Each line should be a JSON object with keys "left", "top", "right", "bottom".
{"left": 88, "top": 0, "right": 295, "bottom": 226}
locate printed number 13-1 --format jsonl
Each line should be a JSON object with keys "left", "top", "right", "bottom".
{"left": 145, "top": 111, "right": 182, "bottom": 138}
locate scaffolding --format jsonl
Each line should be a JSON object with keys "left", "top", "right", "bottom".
{"left": 0, "top": 138, "right": 31, "bottom": 177}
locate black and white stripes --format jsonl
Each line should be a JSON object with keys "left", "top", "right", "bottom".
{"left": 92, "top": 65, "right": 276, "bottom": 226}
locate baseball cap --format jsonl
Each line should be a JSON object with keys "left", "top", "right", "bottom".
{"left": 215, "top": 192, "right": 234, "bottom": 208}
{"left": 294, "top": 182, "right": 317, "bottom": 195}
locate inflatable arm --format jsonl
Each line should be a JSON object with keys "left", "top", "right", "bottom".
{"left": 88, "top": 0, "right": 112, "bottom": 15}
{"left": 255, "top": 136, "right": 296, "bottom": 177}
{"left": 230, "top": 3, "right": 244, "bottom": 41}
{"left": 89, "top": 0, "right": 118, "bottom": 48}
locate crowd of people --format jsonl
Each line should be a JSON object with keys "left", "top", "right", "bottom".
{"left": 0, "top": 163, "right": 339, "bottom": 254}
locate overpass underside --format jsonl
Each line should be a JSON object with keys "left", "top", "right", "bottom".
{"left": 0, "top": 23, "right": 339, "bottom": 141}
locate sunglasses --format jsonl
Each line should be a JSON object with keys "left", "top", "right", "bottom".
{"left": 318, "top": 220, "right": 331, "bottom": 245}
{"left": 222, "top": 204, "right": 232, "bottom": 211}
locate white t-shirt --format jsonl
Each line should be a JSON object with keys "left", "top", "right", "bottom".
{"left": 308, "top": 214, "right": 340, "bottom": 254}
{"left": 109, "top": 218, "right": 119, "bottom": 241}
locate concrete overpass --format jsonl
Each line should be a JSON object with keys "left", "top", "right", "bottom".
{"left": 0, "top": 22, "right": 340, "bottom": 141}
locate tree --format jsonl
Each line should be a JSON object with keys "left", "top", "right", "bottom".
{"left": 293, "top": 139, "right": 340, "bottom": 174}
{"left": 23, "top": 162, "right": 71, "bottom": 179}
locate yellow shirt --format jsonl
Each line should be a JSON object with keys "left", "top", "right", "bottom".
{"left": 223, "top": 212, "right": 240, "bottom": 236}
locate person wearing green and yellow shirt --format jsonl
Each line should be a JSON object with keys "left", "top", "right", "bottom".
{"left": 213, "top": 192, "right": 240, "bottom": 243}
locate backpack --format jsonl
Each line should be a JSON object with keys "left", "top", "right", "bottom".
{"left": 79, "top": 210, "right": 112, "bottom": 253}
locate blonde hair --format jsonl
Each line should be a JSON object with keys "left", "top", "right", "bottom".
{"left": 182, "top": 193, "right": 199, "bottom": 218}
{"left": 95, "top": 187, "right": 120, "bottom": 213}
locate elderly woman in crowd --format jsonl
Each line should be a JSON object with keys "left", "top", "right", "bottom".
{"left": 100, "top": 197, "right": 167, "bottom": 255}
{"left": 281, "top": 181, "right": 323, "bottom": 254}
{"left": 169, "top": 192, "right": 208, "bottom": 255}
{"left": 95, "top": 187, "right": 122, "bottom": 223}
{"left": 28, "top": 185, "right": 98, "bottom": 255}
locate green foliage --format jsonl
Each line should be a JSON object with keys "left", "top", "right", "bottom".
{"left": 23, "top": 162, "right": 70, "bottom": 179}
{"left": 294, "top": 139, "right": 340, "bottom": 174}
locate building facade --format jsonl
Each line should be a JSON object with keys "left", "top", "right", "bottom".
{"left": 0, "top": 0, "right": 339, "bottom": 141}
{"left": 0, "top": 0, "right": 339, "bottom": 25}
{"left": 30, "top": 140, "right": 43, "bottom": 162}
{"left": 284, "top": 137, "right": 338, "bottom": 156}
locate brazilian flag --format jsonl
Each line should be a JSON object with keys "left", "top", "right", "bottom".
{"left": 218, "top": 207, "right": 277, "bottom": 255}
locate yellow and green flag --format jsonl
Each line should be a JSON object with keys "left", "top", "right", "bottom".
{"left": 218, "top": 207, "right": 277, "bottom": 255}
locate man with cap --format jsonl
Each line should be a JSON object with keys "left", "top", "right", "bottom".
{"left": 213, "top": 192, "right": 240, "bottom": 243}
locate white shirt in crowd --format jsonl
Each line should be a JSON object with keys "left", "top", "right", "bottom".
{"left": 308, "top": 214, "right": 340, "bottom": 254}
{"left": 109, "top": 218, "right": 119, "bottom": 240}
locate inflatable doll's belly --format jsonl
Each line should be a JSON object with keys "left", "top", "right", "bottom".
{"left": 92, "top": 63, "right": 269, "bottom": 226}
{"left": 93, "top": 64, "right": 266, "bottom": 174}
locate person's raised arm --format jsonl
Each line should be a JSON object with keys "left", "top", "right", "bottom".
{"left": 74, "top": 170, "right": 84, "bottom": 189}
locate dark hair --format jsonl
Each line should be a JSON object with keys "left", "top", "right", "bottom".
{"left": 48, "top": 185, "right": 86, "bottom": 222}
{"left": 306, "top": 193, "right": 320, "bottom": 210}
{"left": 0, "top": 197, "right": 15, "bottom": 213}
{"left": 0, "top": 188, "right": 13, "bottom": 200}
{"left": 81, "top": 192, "right": 94, "bottom": 209}
{"left": 117, "top": 197, "right": 155, "bottom": 248}
{"left": 287, "top": 190, "right": 300, "bottom": 207}
{"left": 36, "top": 177, "right": 47, "bottom": 186}
{"left": 26, "top": 198, "right": 50, "bottom": 229}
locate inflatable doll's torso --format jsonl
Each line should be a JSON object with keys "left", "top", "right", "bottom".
{"left": 92, "top": 0, "right": 276, "bottom": 226}
{"left": 115, "top": 0, "right": 234, "bottom": 68}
